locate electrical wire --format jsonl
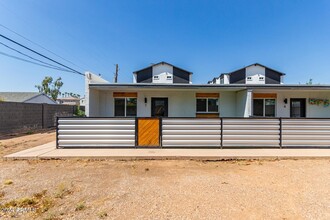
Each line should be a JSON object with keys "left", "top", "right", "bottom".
{"left": 0, "top": 50, "right": 77, "bottom": 72}
{"left": 0, "top": 33, "right": 84, "bottom": 76}
{"left": 0, "top": 23, "right": 85, "bottom": 70}
{"left": 0, "top": 41, "right": 69, "bottom": 70}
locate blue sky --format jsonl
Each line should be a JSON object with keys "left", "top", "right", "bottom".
{"left": 0, "top": 0, "right": 329, "bottom": 96}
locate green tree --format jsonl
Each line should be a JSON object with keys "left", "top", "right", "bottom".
{"left": 306, "top": 78, "right": 313, "bottom": 85}
{"left": 35, "top": 76, "right": 63, "bottom": 101}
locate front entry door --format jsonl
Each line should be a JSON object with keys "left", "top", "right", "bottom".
{"left": 151, "top": 98, "right": 168, "bottom": 117}
{"left": 290, "top": 99, "right": 306, "bottom": 118}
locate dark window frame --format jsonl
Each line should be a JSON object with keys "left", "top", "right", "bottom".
{"left": 253, "top": 98, "right": 276, "bottom": 117}
{"left": 114, "top": 97, "right": 137, "bottom": 117}
{"left": 196, "top": 98, "right": 219, "bottom": 113}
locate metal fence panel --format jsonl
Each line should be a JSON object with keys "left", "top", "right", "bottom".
{"left": 282, "top": 119, "right": 330, "bottom": 147}
{"left": 162, "top": 118, "right": 221, "bottom": 147}
{"left": 223, "top": 119, "right": 280, "bottom": 147}
{"left": 57, "top": 117, "right": 330, "bottom": 148}
{"left": 57, "top": 118, "right": 135, "bottom": 148}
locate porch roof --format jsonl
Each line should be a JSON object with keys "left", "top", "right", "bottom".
{"left": 89, "top": 83, "right": 330, "bottom": 91}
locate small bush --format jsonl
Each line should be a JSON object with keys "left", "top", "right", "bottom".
{"left": 44, "top": 213, "right": 60, "bottom": 220}
{"left": 0, "top": 190, "right": 54, "bottom": 215}
{"left": 54, "top": 183, "right": 72, "bottom": 199}
{"left": 33, "top": 190, "right": 47, "bottom": 199}
{"left": 0, "top": 191, "right": 5, "bottom": 198}
{"left": 98, "top": 211, "right": 108, "bottom": 218}
{"left": 25, "top": 131, "right": 34, "bottom": 135}
{"left": 3, "top": 197, "right": 37, "bottom": 207}
{"left": 75, "top": 202, "right": 86, "bottom": 211}
{"left": 74, "top": 106, "right": 85, "bottom": 117}
{"left": 4, "top": 179, "right": 13, "bottom": 185}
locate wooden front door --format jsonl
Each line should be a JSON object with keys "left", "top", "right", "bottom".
{"left": 137, "top": 118, "right": 160, "bottom": 147}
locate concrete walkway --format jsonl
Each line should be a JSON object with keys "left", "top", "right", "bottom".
{"left": 4, "top": 141, "right": 330, "bottom": 160}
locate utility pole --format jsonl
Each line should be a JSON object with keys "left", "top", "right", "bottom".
{"left": 114, "top": 64, "right": 119, "bottom": 83}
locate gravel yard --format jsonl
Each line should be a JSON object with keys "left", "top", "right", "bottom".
{"left": 0, "top": 132, "right": 329, "bottom": 219}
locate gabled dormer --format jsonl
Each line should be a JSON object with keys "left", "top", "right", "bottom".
{"left": 133, "top": 62, "right": 192, "bottom": 84}
{"left": 210, "top": 63, "right": 285, "bottom": 85}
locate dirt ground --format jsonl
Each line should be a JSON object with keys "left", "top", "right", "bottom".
{"left": 0, "top": 132, "right": 329, "bottom": 219}
{"left": 0, "top": 129, "right": 55, "bottom": 157}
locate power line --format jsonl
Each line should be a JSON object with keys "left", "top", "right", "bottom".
{"left": 0, "top": 51, "right": 76, "bottom": 72}
{"left": 0, "top": 33, "right": 84, "bottom": 76}
{"left": 0, "top": 23, "right": 85, "bottom": 70}
{"left": 0, "top": 41, "right": 68, "bottom": 70}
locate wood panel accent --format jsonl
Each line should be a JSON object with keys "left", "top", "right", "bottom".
{"left": 113, "top": 92, "right": 137, "bottom": 98}
{"left": 138, "top": 118, "right": 160, "bottom": 147}
{"left": 196, "top": 113, "right": 219, "bottom": 118}
{"left": 196, "top": 93, "right": 220, "bottom": 98}
{"left": 253, "top": 93, "right": 277, "bottom": 99}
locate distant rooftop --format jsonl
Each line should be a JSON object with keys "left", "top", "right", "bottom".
{"left": 0, "top": 92, "right": 41, "bottom": 102}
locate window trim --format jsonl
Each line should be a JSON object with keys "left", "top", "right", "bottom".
{"left": 196, "top": 98, "right": 219, "bottom": 113}
{"left": 253, "top": 98, "right": 276, "bottom": 117}
{"left": 114, "top": 97, "right": 137, "bottom": 117}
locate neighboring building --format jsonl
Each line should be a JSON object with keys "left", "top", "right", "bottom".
{"left": 0, "top": 92, "right": 56, "bottom": 104}
{"left": 208, "top": 63, "right": 285, "bottom": 85}
{"left": 80, "top": 97, "right": 85, "bottom": 106}
{"left": 84, "top": 62, "right": 330, "bottom": 118}
{"left": 133, "top": 61, "right": 192, "bottom": 84}
{"left": 57, "top": 96, "right": 81, "bottom": 106}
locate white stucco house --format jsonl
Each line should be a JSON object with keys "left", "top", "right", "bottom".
{"left": 84, "top": 62, "right": 330, "bottom": 118}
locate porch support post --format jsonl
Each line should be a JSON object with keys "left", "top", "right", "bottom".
{"left": 220, "top": 117, "right": 223, "bottom": 149}
{"left": 245, "top": 89, "right": 253, "bottom": 117}
{"left": 56, "top": 117, "right": 59, "bottom": 149}
{"left": 279, "top": 118, "right": 283, "bottom": 149}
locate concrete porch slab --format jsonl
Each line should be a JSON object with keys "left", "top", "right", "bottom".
{"left": 4, "top": 142, "right": 330, "bottom": 160}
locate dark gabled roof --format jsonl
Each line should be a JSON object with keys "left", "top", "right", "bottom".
{"left": 133, "top": 61, "right": 193, "bottom": 74}
{"left": 227, "top": 63, "right": 286, "bottom": 75}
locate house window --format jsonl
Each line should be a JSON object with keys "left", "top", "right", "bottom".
{"left": 259, "top": 77, "right": 264, "bottom": 80}
{"left": 153, "top": 76, "right": 159, "bottom": 79}
{"left": 114, "top": 98, "right": 137, "bottom": 117}
{"left": 253, "top": 99, "right": 275, "bottom": 117}
{"left": 196, "top": 98, "right": 219, "bottom": 113}
{"left": 166, "top": 75, "right": 172, "bottom": 79}
{"left": 247, "top": 76, "right": 252, "bottom": 81}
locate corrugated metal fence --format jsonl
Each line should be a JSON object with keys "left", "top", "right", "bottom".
{"left": 57, "top": 117, "right": 330, "bottom": 148}
{"left": 57, "top": 118, "right": 135, "bottom": 148}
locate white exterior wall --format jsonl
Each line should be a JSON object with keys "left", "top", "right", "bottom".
{"left": 223, "top": 75, "right": 230, "bottom": 84}
{"left": 91, "top": 90, "right": 242, "bottom": 117}
{"left": 245, "top": 65, "right": 265, "bottom": 84}
{"left": 85, "top": 72, "right": 109, "bottom": 116}
{"left": 236, "top": 90, "right": 246, "bottom": 116}
{"left": 152, "top": 64, "right": 173, "bottom": 83}
{"left": 219, "top": 92, "right": 236, "bottom": 116}
{"left": 137, "top": 91, "right": 196, "bottom": 117}
{"left": 133, "top": 73, "right": 137, "bottom": 83}
{"left": 88, "top": 89, "right": 100, "bottom": 116}
{"left": 99, "top": 91, "right": 113, "bottom": 117}
{"left": 276, "top": 91, "right": 330, "bottom": 117}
